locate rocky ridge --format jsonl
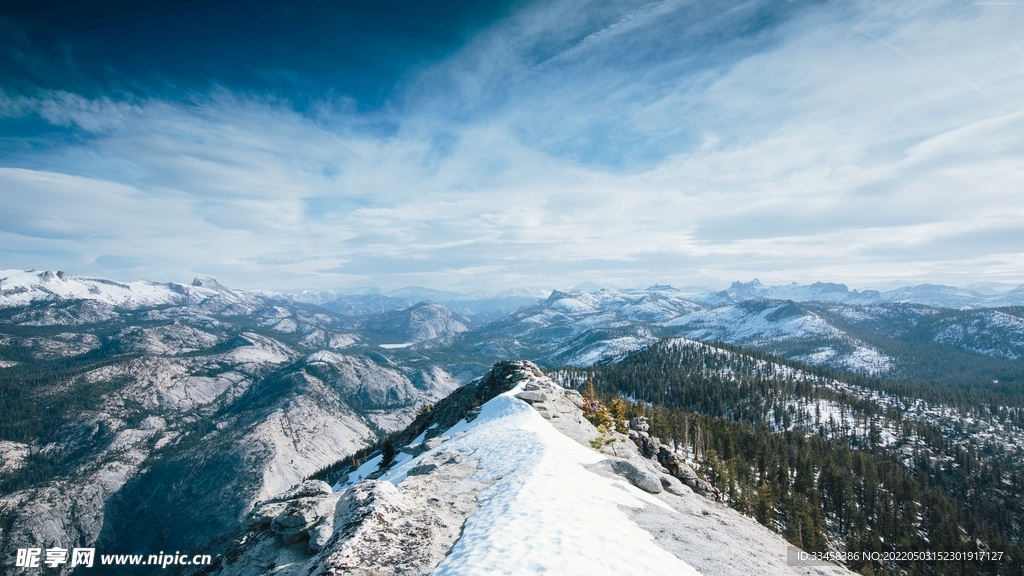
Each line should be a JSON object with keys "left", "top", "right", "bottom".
{"left": 207, "top": 361, "right": 852, "bottom": 576}
{"left": 0, "top": 288, "right": 464, "bottom": 576}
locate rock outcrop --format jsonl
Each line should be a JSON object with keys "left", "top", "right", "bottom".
{"left": 0, "top": 289, "right": 464, "bottom": 576}
{"left": 213, "top": 449, "right": 490, "bottom": 576}
{"left": 624, "top": 416, "right": 721, "bottom": 500}
{"left": 359, "top": 301, "right": 470, "bottom": 343}
{"left": 203, "top": 361, "right": 846, "bottom": 576}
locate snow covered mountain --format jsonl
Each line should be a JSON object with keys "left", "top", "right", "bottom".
{"left": 459, "top": 286, "right": 1024, "bottom": 381}
{"left": 209, "top": 361, "right": 851, "bottom": 576}
{"left": 2, "top": 269, "right": 1021, "bottom": 574}
{"left": 5, "top": 267, "right": 1023, "bottom": 381}
{"left": 0, "top": 269, "right": 256, "bottom": 312}
{"left": 358, "top": 301, "right": 471, "bottom": 344}
{"left": 0, "top": 278, "right": 470, "bottom": 574}
{"left": 719, "top": 279, "right": 1024, "bottom": 308}
{"left": 285, "top": 285, "right": 551, "bottom": 323}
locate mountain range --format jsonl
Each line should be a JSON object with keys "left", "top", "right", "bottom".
{"left": 2, "top": 268, "right": 1023, "bottom": 574}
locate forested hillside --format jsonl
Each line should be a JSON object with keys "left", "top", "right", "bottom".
{"left": 554, "top": 338, "right": 1024, "bottom": 575}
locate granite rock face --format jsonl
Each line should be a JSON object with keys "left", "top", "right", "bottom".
{"left": 0, "top": 288, "right": 464, "bottom": 576}
{"left": 214, "top": 449, "right": 490, "bottom": 576}
{"left": 204, "top": 361, "right": 815, "bottom": 576}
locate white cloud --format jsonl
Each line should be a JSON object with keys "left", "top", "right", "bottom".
{"left": 1, "top": 0, "right": 1023, "bottom": 291}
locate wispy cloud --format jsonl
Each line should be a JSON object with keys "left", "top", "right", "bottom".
{"left": 1, "top": 0, "right": 1023, "bottom": 291}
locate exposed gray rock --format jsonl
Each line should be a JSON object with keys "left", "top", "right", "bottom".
{"left": 424, "top": 436, "right": 448, "bottom": 450}
{"left": 272, "top": 496, "right": 338, "bottom": 544}
{"left": 214, "top": 450, "right": 491, "bottom": 576}
{"left": 623, "top": 491, "right": 854, "bottom": 576}
{"left": 243, "top": 501, "right": 288, "bottom": 530}
{"left": 360, "top": 301, "right": 470, "bottom": 342}
{"left": 308, "top": 521, "right": 334, "bottom": 552}
{"left": 115, "top": 323, "right": 221, "bottom": 355}
{"left": 304, "top": 351, "right": 458, "bottom": 411}
{"left": 406, "top": 463, "right": 438, "bottom": 476}
{"left": 514, "top": 390, "right": 548, "bottom": 404}
{"left": 660, "top": 473, "right": 692, "bottom": 496}
{"left": 0, "top": 440, "right": 29, "bottom": 474}
{"left": 630, "top": 416, "right": 650, "bottom": 433}
{"left": 274, "top": 479, "right": 333, "bottom": 502}
{"left": 609, "top": 458, "right": 664, "bottom": 494}
{"left": 563, "top": 388, "right": 585, "bottom": 408}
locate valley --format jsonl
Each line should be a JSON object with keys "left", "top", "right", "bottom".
{"left": 1, "top": 269, "right": 1023, "bottom": 575}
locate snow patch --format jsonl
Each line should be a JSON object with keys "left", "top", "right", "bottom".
{"left": 375, "top": 389, "right": 700, "bottom": 575}
{"left": 380, "top": 342, "right": 415, "bottom": 349}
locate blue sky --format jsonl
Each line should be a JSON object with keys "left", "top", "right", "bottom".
{"left": 1, "top": 0, "right": 1023, "bottom": 292}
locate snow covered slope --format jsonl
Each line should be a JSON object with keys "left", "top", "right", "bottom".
{"left": 0, "top": 269, "right": 255, "bottom": 310}
{"left": 212, "top": 361, "right": 852, "bottom": 576}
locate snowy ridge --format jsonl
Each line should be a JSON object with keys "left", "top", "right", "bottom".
{"left": 218, "top": 361, "right": 852, "bottom": 576}
{"left": 0, "top": 268, "right": 251, "bottom": 309}
{"left": 473, "top": 288, "right": 897, "bottom": 373}
{"left": 615, "top": 339, "right": 1024, "bottom": 463}
{"left": 392, "top": 393, "right": 700, "bottom": 576}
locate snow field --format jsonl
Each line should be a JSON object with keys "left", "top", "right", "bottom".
{"left": 380, "top": 385, "right": 701, "bottom": 576}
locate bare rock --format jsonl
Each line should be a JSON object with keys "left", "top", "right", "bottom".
{"left": 308, "top": 520, "right": 334, "bottom": 553}
{"left": 660, "top": 474, "right": 692, "bottom": 496}
{"left": 608, "top": 458, "right": 663, "bottom": 494}
{"left": 423, "top": 436, "right": 449, "bottom": 450}
{"left": 272, "top": 496, "right": 338, "bottom": 544}
{"left": 275, "top": 479, "right": 333, "bottom": 502}
{"left": 514, "top": 390, "right": 548, "bottom": 404}
{"left": 243, "top": 501, "right": 288, "bottom": 530}
{"left": 563, "top": 388, "right": 586, "bottom": 409}
{"left": 630, "top": 416, "right": 650, "bottom": 433}
{"left": 407, "top": 463, "right": 438, "bottom": 476}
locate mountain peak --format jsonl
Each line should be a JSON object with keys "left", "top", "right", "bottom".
{"left": 191, "top": 277, "right": 229, "bottom": 290}
{"left": 217, "top": 361, "right": 846, "bottom": 575}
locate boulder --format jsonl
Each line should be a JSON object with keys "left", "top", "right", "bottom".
{"left": 243, "top": 501, "right": 288, "bottom": 530}
{"left": 630, "top": 417, "right": 650, "bottom": 433}
{"left": 308, "top": 520, "right": 335, "bottom": 552}
{"left": 563, "top": 389, "right": 586, "bottom": 409}
{"left": 407, "top": 463, "right": 438, "bottom": 476}
{"left": 609, "top": 459, "right": 663, "bottom": 494}
{"left": 423, "top": 436, "right": 448, "bottom": 450}
{"left": 688, "top": 477, "right": 720, "bottom": 500}
{"left": 272, "top": 496, "right": 337, "bottom": 543}
{"left": 659, "top": 474, "right": 692, "bottom": 496}
{"left": 514, "top": 391, "right": 548, "bottom": 404}
{"left": 276, "top": 479, "right": 333, "bottom": 502}
{"left": 639, "top": 434, "right": 661, "bottom": 458}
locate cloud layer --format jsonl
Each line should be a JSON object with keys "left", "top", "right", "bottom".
{"left": 1, "top": 0, "right": 1023, "bottom": 291}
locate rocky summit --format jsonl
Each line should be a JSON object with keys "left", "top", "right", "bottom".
{"left": 207, "top": 361, "right": 852, "bottom": 576}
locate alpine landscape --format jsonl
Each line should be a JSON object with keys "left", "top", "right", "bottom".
{"left": 2, "top": 271, "right": 1023, "bottom": 574}
{"left": 2, "top": 0, "right": 1024, "bottom": 574}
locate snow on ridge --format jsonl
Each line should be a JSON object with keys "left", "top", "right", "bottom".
{"left": 378, "top": 385, "right": 700, "bottom": 576}
{"left": 0, "top": 269, "right": 251, "bottom": 310}
{"left": 841, "top": 346, "right": 893, "bottom": 373}
{"left": 553, "top": 334, "right": 659, "bottom": 366}
{"left": 664, "top": 300, "right": 841, "bottom": 341}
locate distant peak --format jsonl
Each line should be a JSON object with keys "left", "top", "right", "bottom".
{"left": 546, "top": 289, "right": 575, "bottom": 301}
{"left": 808, "top": 282, "right": 849, "bottom": 293}
{"left": 729, "top": 279, "right": 763, "bottom": 289}
{"left": 192, "top": 277, "right": 228, "bottom": 291}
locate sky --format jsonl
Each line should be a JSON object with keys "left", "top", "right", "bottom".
{"left": 1, "top": 0, "right": 1023, "bottom": 293}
